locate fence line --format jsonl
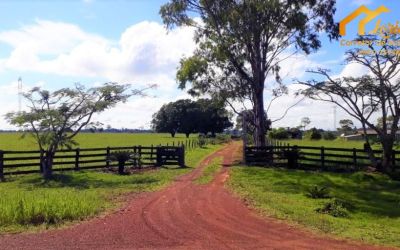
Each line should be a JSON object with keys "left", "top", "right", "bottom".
{"left": 245, "top": 143, "right": 400, "bottom": 171}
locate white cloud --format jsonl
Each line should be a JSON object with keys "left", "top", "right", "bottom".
{"left": 0, "top": 20, "right": 196, "bottom": 129}
{"left": 351, "top": 0, "right": 372, "bottom": 6}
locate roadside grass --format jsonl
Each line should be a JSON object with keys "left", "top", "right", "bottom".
{"left": 0, "top": 144, "right": 224, "bottom": 233}
{"left": 0, "top": 133, "right": 198, "bottom": 151}
{"left": 227, "top": 166, "right": 400, "bottom": 247}
{"left": 194, "top": 157, "right": 223, "bottom": 185}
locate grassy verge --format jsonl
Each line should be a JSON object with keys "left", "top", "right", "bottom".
{"left": 227, "top": 166, "right": 400, "bottom": 247}
{"left": 0, "top": 144, "right": 224, "bottom": 233}
{"left": 194, "top": 157, "right": 222, "bottom": 185}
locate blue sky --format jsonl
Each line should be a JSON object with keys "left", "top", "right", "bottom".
{"left": 0, "top": 0, "right": 399, "bottom": 130}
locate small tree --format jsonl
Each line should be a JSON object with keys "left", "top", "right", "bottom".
{"left": 6, "top": 83, "right": 147, "bottom": 179}
{"left": 299, "top": 35, "right": 400, "bottom": 171}
{"left": 300, "top": 117, "right": 311, "bottom": 131}
{"left": 338, "top": 119, "right": 355, "bottom": 135}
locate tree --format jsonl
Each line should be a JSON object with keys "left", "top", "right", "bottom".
{"left": 236, "top": 109, "right": 271, "bottom": 142}
{"left": 299, "top": 35, "right": 400, "bottom": 172}
{"left": 304, "top": 128, "right": 322, "bottom": 140}
{"left": 268, "top": 127, "right": 289, "bottom": 140}
{"left": 152, "top": 98, "right": 233, "bottom": 138}
{"left": 151, "top": 102, "right": 181, "bottom": 137}
{"left": 161, "top": 0, "right": 338, "bottom": 147}
{"left": 338, "top": 119, "right": 354, "bottom": 135}
{"left": 6, "top": 83, "right": 145, "bottom": 179}
{"left": 197, "top": 99, "right": 233, "bottom": 136}
{"left": 300, "top": 117, "right": 311, "bottom": 131}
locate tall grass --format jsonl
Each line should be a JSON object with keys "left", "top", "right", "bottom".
{"left": 0, "top": 144, "right": 224, "bottom": 232}
{"left": 0, "top": 190, "right": 102, "bottom": 226}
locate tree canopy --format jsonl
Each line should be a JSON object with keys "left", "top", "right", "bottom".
{"left": 299, "top": 34, "right": 400, "bottom": 172}
{"left": 6, "top": 83, "right": 148, "bottom": 178}
{"left": 151, "top": 98, "right": 232, "bottom": 137}
{"left": 161, "top": 0, "right": 338, "bottom": 146}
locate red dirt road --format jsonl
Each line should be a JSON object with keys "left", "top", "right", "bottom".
{"left": 0, "top": 143, "right": 390, "bottom": 249}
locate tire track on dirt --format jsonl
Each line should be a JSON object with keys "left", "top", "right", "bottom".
{"left": 0, "top": 142, "right": 391, "bottom": 249}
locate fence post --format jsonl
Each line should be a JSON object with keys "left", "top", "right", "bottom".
{"left": 156, "top": 146, "right": 162, "bottom": 167}
{"left": 353, "top": 148, "right": 357, "bottom": 170}
{"left": 40, "top": 149, "right": 44, "bottom": 173}
{"left": 321, "top": 146, "right": 325, "bottom": 170}
{"left": 0, "top": 150, "right": 4, "bottom": 181}
{"left": 179, "top": 145, "right": 185, "bottom": 167}
{"left": 106, "top": 147, "right": 110, "bottom": 168}
{"left": 75, "top": 148, "right": 80, "bottom": 170}
{"left": 293, "top": 145, "right": 298, "bottom": 168}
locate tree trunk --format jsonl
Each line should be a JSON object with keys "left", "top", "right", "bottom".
{"left": 185, "top": 133, "right": 190, "bottom": 138}
{"left": 253, "top": 88, "right": 266, "bottom": 147}
{"left": 361, "top": 123, "right": 379, "bottom": 169}
{"left": 171, "top": 131, "right": 176, "bottom": 138}
{"left": 42, "top": 151, "right": 54, "bottom": 179}
{"left": 381, "top": 138, "right": 394, "bottom": 173}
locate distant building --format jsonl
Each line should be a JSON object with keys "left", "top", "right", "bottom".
{"left": 342, "top": 129, "right": 400, "bottom": 141}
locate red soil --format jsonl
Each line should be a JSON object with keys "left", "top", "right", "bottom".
{"left": 0, "top": 142, "right": 391, "bottom": 249}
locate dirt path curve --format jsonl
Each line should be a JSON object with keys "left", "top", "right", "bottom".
{"left": 0, "top": 142, "right": 390, "bottom": 250}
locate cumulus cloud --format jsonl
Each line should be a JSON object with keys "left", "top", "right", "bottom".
{"left": 0, "top": 20, "right": 196, "bottom": 129}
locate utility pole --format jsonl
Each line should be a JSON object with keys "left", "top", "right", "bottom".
{"left": 333, "top": 106, "right": 337, "bottom": 130}
{"left": 18, "top": 77, "right": 22, "bottom": 113}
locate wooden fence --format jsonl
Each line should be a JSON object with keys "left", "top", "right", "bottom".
{"left": 0, "top": 145, "right": 186, "bottom": 177}
{"left": 245, "top": 144, "right": 400, "bottom": 171}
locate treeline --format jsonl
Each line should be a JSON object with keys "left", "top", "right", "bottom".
{"left": 151, "top": 99, "right": 233, "bottom": 138}
{"left": 268, "top": 127, "right": 337, "bottom": 140}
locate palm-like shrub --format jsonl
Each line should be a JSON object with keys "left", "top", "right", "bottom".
{"left": 108, "top": 151, "right": 132, "bottom": 175}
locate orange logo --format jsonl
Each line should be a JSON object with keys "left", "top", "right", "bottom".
{"left": 339, "top": 5, "right": 390, "bottom": 36}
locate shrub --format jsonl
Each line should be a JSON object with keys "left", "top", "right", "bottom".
{"left": 322, "top": 132, "right": 337, "bottom": 140}
{"left": 316, "top": 199, "right": 351, "bottom": 217}
{"left": 268, "top": 127, "right": 289, "bottom": 140}
{"left": 304, "top": 128, "right": 322, "bottom": 140}
{"left": 215, "top": 134, "right": 231, "bottom": 144}
{"left": 306, "top": 185, "right": 330, "bottom": 199}
{"left": 198, "top": 136, "right": 207, "bottom": 148}
{"left": 108, "top": 150, "right": 135, "bottom": 175}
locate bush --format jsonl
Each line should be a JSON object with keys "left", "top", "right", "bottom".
{"left": 268, "top": 127, "right": 289, "bottom": 140}
{"left": 215, "top": 134, "right": 231, "bottom": 144}
{"left": 322, "top": 132, "right": 337, "bottom": 140}
{"left": 316, "top": 199, "right": 351, "bottom": 217}
{"left": 306, "top": 186, "right": 330, "bottom": 199}
{"left": 198, "top": 136, "right": 207, "bottom": 148}
{"left": 304, "top": 128, "right": 322, "bottom": 140}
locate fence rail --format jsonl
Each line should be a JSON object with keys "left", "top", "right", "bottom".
{"left": 0, "top": 144, "right": 187, "bottom": 177}
{"left": 245, "top": 144, "right": 400, "bottom": 171}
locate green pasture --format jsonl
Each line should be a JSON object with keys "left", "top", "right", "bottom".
{"left": 0, "top": 133, "right": 197, "bottom": 151}
{"left": 0, "top": 141, "right": 224, "bottom": 233}
{"left": 228, "top": 166, "right": 400, "bottom": 247}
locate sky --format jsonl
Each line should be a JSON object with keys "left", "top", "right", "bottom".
{"left": 0, "top": 0, "right": 399, "bottom": 130}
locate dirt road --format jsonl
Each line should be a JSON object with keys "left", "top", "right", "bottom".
{"left": 0, "top": 142, "right": 388, "bottom": 249}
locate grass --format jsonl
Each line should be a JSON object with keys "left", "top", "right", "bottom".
{"left": 0, "top": 143, "right": 224, "bottom": 233}
{"left": 227, "top": 166, "right": 400, "bottom": 247}
{"left": 280, "top": 139, "right": 365, "bottom": 149}
{"left": 194, "top": 157, "right": 222, "bottom": 185}
{"left": 0, "top": 132, "right": 198, "bottom": 151}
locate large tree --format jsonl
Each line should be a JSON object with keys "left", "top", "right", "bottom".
{"left": 161, "top": 0, "right": 338, "bottom": 146}
{"left": 197, "top": 98, "right": 233, "bottom": 136}
{"left": 299, "top": 35, "right": 400, "bottom": 172}
{"left": 152, "top": 98, "right": 232, "bottom": 137}
{"left": 6, "top": 83, "right": 147, "bottom": 179}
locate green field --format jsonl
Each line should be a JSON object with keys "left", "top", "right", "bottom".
{"left": 228, "top": 166, "right": 400, "bottom": 247}
{"left": 280, "top": 139, "right": 365, "bottom": 149}
{"left": 0, "top": 133, "right": 197, "bottom": 151}
{"left": 0, "top": 133, "right": 225, "bottom": 233}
